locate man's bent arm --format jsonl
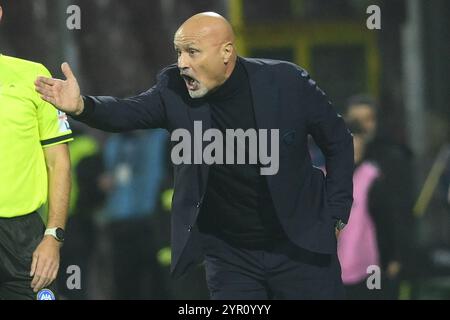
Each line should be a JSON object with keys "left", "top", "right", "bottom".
{"left": 301, "top": 71, "right": 354, "bottom": 223}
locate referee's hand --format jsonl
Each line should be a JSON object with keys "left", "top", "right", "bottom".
{"left": 30, "top": 236, "right": 61, "bottom": 293}
{"left": 35, "top": 62, "right": 85, "bottom": 116}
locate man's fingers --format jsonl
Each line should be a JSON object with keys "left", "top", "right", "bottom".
{"left": 31, "top": 258, "right": 47, "bottom": 287}
{"left": 30, "top": 253, "right": 38, "bottom": 277}
{"left": 50, "top": 267, "right": 59, "bottom": 286}
{"left": 44, "top": 263, "right": 58, "bottom": 288}
{"left": 35, "top": 79, "right": 55, "bottom": 89}
{"left": 61, "top": 62, "right": 75, "bottom": 80}
{"left": 35, "top": 84, "right": 55, "bottom": 98}
{"left": 31, "top": 262, "right": 43, "bottom": 288}
{"left": 32, "top": 260, "right": 51, "bottom": 292}
{"left": 34, "top": 276, "right": 48, "bottom": 292}
{"left": 31, "top": 273, "right": 40, "bottom": 289}
{"left": 40, "top": 95, "right": 57, "bottom": 106}
{"left": 35, "top": 84, "right": 57, "bottom": 105}
{"left": 35, "top": 76, "right": 56, "bottom": 86}
{"left": 42, "top": 278, "right": 51, "bottom": 290}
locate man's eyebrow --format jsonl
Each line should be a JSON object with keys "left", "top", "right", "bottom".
{"left": 174, "top": 40, "right": 198, "bottom": 48}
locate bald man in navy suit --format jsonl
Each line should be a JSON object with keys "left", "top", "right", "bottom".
{"left": 36, "top": 12, "right": 353, "bottom": 299}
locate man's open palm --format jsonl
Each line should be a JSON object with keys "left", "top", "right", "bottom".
{"left": 35, "top": 62, "right": 83, "bottom": 115}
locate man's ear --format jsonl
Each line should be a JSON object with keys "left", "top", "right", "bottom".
{"left": 222, "top": 42, "right": 233, "bottom": 64}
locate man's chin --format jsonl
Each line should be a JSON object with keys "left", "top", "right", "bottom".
{"left": 188, "top": 88, "right": 209, "bottom": 99}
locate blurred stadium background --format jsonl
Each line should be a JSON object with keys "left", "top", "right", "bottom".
{"left": 0, "top": 0, "right": 448, "bottom": 299}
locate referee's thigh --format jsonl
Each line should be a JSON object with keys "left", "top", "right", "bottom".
{"left": 0, "top": 212, "right": 52, "bottom": 300}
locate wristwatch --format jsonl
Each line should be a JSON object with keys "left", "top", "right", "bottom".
{"left": 335, "top": 220, "right": 346, "bottom": 231}
{"left": 44, "top": 227, "right": 65, "bottom": 242}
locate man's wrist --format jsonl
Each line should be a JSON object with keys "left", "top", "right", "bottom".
{"left": 74, "top": 96, "right": 84, "bottom": 115}
{"left": 71, "top": 96, "right": 95, "bottom": 120}
{"left": 44, "top": 227, "right": 65, "bottom": 243}
{"left": 43, "top": 235, "right": 63, "bottom": 247}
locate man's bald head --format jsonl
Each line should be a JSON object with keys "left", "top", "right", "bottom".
{"left": 176, "top": 12, "right": 235, "bottom": 46}
{"left": 174, "top": 12, "right": 237, "bottom": 98}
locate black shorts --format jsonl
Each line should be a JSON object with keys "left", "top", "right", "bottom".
{"left": 0, "top": 212, "right": 57, "bottom": 300}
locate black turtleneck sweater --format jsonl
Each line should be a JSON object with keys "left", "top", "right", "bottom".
{"left": 197, "top": 60, "right": 285, "bottom": 248}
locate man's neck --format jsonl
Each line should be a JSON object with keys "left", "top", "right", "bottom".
{"left": 207, "top": 57, "right": 245, "bottom": 101}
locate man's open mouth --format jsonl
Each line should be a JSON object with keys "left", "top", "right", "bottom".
{"left": 181, "top": 74, "right": 199, "bottom": 91}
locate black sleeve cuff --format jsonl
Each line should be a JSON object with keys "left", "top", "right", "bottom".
{"left": 41, "top": 133, "right": 73, "bottom": 146}
{"left": 70, "top": 96, "right": 95, "bottom": 121}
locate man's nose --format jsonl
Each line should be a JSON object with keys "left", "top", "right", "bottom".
{"left": 178, "top": 52, "right": 190, "bottom": 69}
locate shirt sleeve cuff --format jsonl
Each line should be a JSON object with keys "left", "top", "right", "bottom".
{"left": 41, "top": 133, "right": 74, "bottom": 147}
{"left": 70, "top": 96, "right": 95, "bottom": 121}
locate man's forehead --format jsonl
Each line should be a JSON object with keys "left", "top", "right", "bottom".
{"left": 173, "top": 36, "right": 200, "bottom": 47}
{"left": 175, "top": 25, "right": 214, "bottom": 42}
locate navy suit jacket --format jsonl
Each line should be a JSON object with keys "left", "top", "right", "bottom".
{"left": 74, "top": 57, "right": 354, "bottom": 278}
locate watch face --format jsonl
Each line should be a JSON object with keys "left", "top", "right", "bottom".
{"left": 336, "top": 221, "right": 346, "bottom": 231}
{"left": 55, "top": 228, "right": 65, "bottom": 241}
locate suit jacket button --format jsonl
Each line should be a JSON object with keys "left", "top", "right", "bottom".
{"left": 196, "top": 201, "right": 201, "bottom": 208}
{"left": 187, "top": 225, "right": 192, "bottom": 232}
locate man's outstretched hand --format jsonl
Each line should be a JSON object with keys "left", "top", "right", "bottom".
{"left": 35, "top": 62, "right": 84, "bottom": 115}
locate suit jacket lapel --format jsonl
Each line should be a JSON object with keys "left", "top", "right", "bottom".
{"left": 241, "top": 57, "right": 279, "bottom": 131}
{"left": 241, "top": 57, "right": 280, "bottom": 187}
{"left": 186, "top": 99, "right": 211, "bottom": 200}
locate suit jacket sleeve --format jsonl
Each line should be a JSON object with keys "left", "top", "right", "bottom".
{"left": 71, "top": 84, "right": 167, "bottom": 132}
{"left": 300, "top": 70, "right": 354, "bottom": 223}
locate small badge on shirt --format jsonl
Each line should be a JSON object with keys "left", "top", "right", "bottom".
{"left": 37, "top": 288, "right": 56, "bottom": 300}
{"left": 57, "top": 110, "right": 71, "bottom": 132}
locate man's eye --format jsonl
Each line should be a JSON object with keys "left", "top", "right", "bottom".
{"left": 189, "top": 49, "right": 197, "bottom": 55}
